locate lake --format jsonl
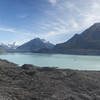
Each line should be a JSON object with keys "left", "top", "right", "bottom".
{"left": 0, "top": 53, "right": 100, "bottom": 70}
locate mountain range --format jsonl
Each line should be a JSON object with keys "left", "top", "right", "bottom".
{"left": 1, "top": 42, "right": 18, "bottom": 49}
{"left": 0, "top": 42, "right": 18, "bottom": 53}
{"left": 1, "top": 23, "right": 100, "bottom": 55}
{"left": 37, "top": 23, "right": 100, "bottom": 55}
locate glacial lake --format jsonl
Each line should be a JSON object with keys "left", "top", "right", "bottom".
{"left": 0, "top": 53, "right": 100, "bottom": 70}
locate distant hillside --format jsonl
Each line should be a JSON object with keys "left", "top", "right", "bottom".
{"left": 38, "top": 23, "right": 100, "bottom": 55}
{"left": 17, "top": 38, "right": 54, "bottom": 52}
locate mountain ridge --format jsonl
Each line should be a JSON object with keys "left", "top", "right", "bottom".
{"left": 17, "top": 38, "right": 54, "bottom": 52}
{"left": 37, "top": 23, "right": 100, "bottom": 55}
{"left": 1, "top": 23, "right": 100, "bottom": 55}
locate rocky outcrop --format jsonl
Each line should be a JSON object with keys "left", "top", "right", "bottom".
{"left": 0, "top": 59, "right": 100, "bottom": 99}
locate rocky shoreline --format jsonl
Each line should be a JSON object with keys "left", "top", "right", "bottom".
{"left": 0, "top": 59, "right": 100, "bottom": 100}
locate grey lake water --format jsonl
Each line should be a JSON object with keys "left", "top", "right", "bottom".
{"left": 0, "top": 53, "right": 100, "bottom": 70}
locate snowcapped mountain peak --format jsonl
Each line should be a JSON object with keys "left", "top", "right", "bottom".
{"left": 0, "top": 42, "right": 18, "bottom": 49}
{"left": 41, "top": 39, "right": 49, "bottom": 43}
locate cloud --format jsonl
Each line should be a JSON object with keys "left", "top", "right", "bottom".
{"left": 0, "top": 27, "right": 16, "bottom": 32}
{"left": 2, "top": 0, "right": 100, "bottom": 44}
{"left": 32, "top": 0, "right": 100, "bottom": 43}
{"left": 17, "top": 0, "right": 100, "bottom": 44}
{"left": 18, "top": 14, "right": 29, "bottom": 19}
{"left": 48, "top": 0, "right": 57, "bottom": 5}
{"left": 45, "top": 0, "right": 100, "bottom": 36}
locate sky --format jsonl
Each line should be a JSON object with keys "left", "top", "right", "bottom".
{"left": 0, "top": 0, "right": 100, "bottom": 45}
